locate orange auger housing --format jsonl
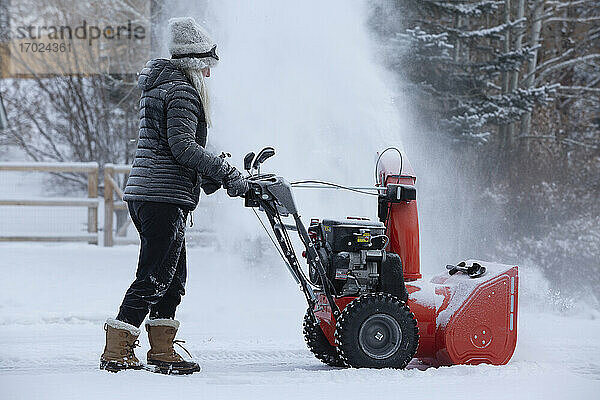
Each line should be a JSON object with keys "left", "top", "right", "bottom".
{"left": 375, "top": 152, "right": 519, "bottom": 366}
{"left": 406, "top": 262, "right": 518, "bottom": 365}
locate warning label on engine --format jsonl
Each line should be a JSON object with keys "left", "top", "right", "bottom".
{"left": 356, "top": 232, "right": 371, "bottom": 243}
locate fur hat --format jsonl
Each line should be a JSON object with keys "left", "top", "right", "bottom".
{"left": 168, "top": 17, "right": 219, "bottom": 69}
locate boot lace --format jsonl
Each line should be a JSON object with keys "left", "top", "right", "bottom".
{"left": 173, "top": 339, "right": 193, "bottom": 359}
{"left": 104, "top": 323, "right": 140, "bottom": 359}
{"left": 126, "top": 339, "right": 140, "bottom": 358}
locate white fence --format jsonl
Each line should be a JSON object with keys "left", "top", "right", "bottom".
{"left": 0, "top": 162, "right": 99, "bottom": 243}
{"left": 0, "top": 161, "right": 216, "bottom": 247}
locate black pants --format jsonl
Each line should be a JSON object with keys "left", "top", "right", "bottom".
{"left": 116, "top": 201, "right": 189, "bottom": 328}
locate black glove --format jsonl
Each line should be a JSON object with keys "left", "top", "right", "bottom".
{"left": 222, "top": 167, "right": 249, "bottom": 197}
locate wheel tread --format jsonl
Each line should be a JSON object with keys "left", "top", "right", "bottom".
{"left": 303, "top": 310, "right": 345, "bottom": 367}
{"left": 334, "top": 293, "right": 419, "bottom": 369}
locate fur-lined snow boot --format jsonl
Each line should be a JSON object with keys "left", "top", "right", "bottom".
{"left": 146, "top": 319, "right": 201, "bottom": 375}
{"left": 100, "top": 318, "right": 142, "bottom": 372}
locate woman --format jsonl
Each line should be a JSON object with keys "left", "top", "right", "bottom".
{"left": 100, "top": 17, "right": 248, "bottom": 374}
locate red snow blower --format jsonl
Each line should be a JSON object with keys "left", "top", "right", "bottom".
{"left": 243, "top": 147, "right": 518, "bottom": 369}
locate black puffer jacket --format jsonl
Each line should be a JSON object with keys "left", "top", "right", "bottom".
{"left": 123, "top": 58, "right": 232, "bottom": 210}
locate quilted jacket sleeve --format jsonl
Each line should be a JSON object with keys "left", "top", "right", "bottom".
{"left": 165, "top": 83, "right": 232, "bottom": 181}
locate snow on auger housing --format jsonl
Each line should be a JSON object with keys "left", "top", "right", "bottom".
{"left": 243, "top": 147, "right": 519, "bottom": 369}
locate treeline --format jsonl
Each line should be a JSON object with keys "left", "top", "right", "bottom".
{"left": 370, "top": 0, "right": 600, "bottom": 297}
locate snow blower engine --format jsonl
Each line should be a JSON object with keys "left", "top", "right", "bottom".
{"left": 243, "top": 147, "right": 519, "bottom": 369}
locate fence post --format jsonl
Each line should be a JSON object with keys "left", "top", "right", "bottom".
{"left": 87, "top": 163, "right": 98, "bottom": 244}
{"left": 104, "top": 164, "right": 114, "bottom": 247}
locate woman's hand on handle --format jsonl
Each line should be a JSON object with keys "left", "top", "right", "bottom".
{"left": 223, "top": 167, "right": 249, "bottom": 197}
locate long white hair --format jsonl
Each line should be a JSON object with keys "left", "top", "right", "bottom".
{"left": 171, "top": 58, "right": 213, "bottom": 128}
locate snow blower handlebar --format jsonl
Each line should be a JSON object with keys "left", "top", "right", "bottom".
{"left": 244, "top": 173, "right": 341, "bottom": 318}
{"left": 244, "top": 147, "right": 275, "bottom": 176}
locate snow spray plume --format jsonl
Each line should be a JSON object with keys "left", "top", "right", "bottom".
{"left": 366, "top": 0, "right": 598, "bottom": 312}
{"left": 165, "top": 0, "right": 407, "bottom": 259}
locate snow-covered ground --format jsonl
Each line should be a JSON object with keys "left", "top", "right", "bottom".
{"left": 1, "top": 243, "right": 598, "bottom": 399}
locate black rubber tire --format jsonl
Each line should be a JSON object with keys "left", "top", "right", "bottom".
{"left": 334, "top": 293, "right": 418, "bottom": 369}
{"left": 303, "top": 309, "right": 346, "bottom": 367}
